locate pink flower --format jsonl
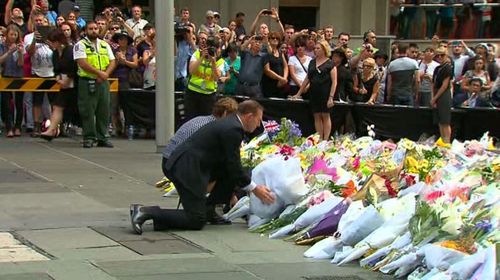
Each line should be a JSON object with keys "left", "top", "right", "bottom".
{"left": 309, "top": 158, "right": 338, "bottom": 181}
{"left": 425, "top": 190, "right": 445, "bottom": 202}
{"left": 352, "top": 157, "right": 360, "bottom": 170}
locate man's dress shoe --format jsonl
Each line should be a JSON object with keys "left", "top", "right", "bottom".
{"left": 130, "top": 204, "right": 147, "bottom": 234}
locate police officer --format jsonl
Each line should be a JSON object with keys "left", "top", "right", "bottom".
{"left": 74, "top": 21, "right": 116, "bottom": 148}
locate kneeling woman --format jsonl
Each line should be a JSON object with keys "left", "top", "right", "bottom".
{"left": 293, "top": 40, "right": 337, "bottom": 140}
{"left": 41, "top": 29, "right": 77, "bottom": 140}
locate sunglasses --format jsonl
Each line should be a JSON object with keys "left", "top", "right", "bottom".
{"left": 110, "top": 27, "right": 120, "bottom": 30}
{"left": 270, "top": 37, "right": 279, "bottom": 40}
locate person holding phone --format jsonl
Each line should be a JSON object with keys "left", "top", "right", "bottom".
{"left": 24, "top": 11, "right": 54, "bottom": 137}
{"left": 0, "top": 24, "right": 24, "bottom": 137}
{"left": 185, "top": 35, "right": 224, "bottom": 120}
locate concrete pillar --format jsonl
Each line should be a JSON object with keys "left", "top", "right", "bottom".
{"left": 155, "top": 0, "right": 175, "bottom": 152}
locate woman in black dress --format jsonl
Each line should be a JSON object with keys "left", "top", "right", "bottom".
{"left": 40, "top": 29, "right": 77, "bottom": 141}
{"left": 261, "top": 31, "right": 288, "bottom": 98}
{"left": 352, "top": 57, "right": 379, "bottom": 104}
{"left": 292, "top": 40, "right": 337, "bottom": 140}
{"left": 431, "top": 47, "right": 452, "bottom": 144}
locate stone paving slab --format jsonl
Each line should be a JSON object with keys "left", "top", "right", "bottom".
{"left": 91, "top": 226, "right": 179, "bottom": 242}
{"left": 0, "top": 233, "right": 49, "bottom": 263}
{"left": 0, "top": 167, "right": 48, "bottom": 184}
{"left": 0, "top": 273, "right": 54, "bottom": 280}
{"left": 174, "top": 224, "right": 304, "bottom": 254}
{"left": 95, "top": 257, "right": 242, "bottom": 276}
{"left": 118, "top": 271, "right": 262, "bottom": 280}
{"left": 17, "top": 228, "right": 120, "bottom": 250}
{"left": 239, "top": 262, "right": 394, "bottom": 280}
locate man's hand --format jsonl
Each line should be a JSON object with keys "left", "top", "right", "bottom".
{"left": 252, "top": 185, "right": 275, "bottom": 204}
{"left": 97, "top": 71, "right": 109, "bottom": 83}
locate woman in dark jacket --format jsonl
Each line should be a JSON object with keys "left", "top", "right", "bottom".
{"left": 40, "top": 29, "right": 77, "bottom": 141}
{"left": 331, "top": 48, "right": 353, "bottom": 102}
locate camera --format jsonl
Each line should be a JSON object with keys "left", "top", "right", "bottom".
{"left": 111, "top": 8, "right": 122, "bottom": 20}
{"left": 174, "top": 22, "right": 191, "bottom": 35}
{"left": 205, "top": 37, "right": 218, "bottom": 57}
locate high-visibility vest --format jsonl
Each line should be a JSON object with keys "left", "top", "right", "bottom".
{"left": 77, "top": 38, "right": 111, "bottom": 79}
{"left": 187, "top": 50, "right": 224, "bottom": 94}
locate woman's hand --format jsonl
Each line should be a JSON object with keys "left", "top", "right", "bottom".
{"left": 327, "top": 97, "right": 334, "bottom": 108}
{"left": 359, "top": 88, "right": 368, "bottom": 95}
{"left": 430, "top": 97, "right": 437, "bottom": 108}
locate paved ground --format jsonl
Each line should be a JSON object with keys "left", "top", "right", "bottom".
{"left": 0, "top": 135, "right": 393, "bottom": 280}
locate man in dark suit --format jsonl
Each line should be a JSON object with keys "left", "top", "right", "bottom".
{"left": 130, "top": 100, "right": 275, "bottom": 234}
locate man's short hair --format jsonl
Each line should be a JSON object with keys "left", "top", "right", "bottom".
{"left": 284, "top": 24, "right": 294, "bottom": 30}
{"left": 409, "top": 43, "right": 419, "bottom": 49}
{"left": 94, "top": 15, "right": 106, "bottom": 22}
{"left": 84, "top": 21, "right": 97, "bottom": 29}
{"left": 238, "top": 100, "right": 263, "bottom": 115}
{"left": 180, "top": 7, "right": 189, "bottom": 13}
{"left": 338, "top": 32, "right": 350, "bottom": 39}
{"left": 236, "top": 12, "right": 245, "bottom": 18}
{"left": 398, "top": 43, "right": 408, "bottom": 54}
{"left": 469, "top": 77, "right": 483, "bottom": 87}
{"left": 323, "top": 25, "right": 334, "bottom": 30}
{"left": 212, "top": 98, "right": 238, "bottom": 117}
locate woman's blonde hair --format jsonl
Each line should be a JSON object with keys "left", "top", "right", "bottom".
{"left": 317, "top": 40, "right": 331, "bottom": 58}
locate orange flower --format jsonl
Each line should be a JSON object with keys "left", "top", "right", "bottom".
{"left": 342, "top": 180, "right": 357, "bottom": 198}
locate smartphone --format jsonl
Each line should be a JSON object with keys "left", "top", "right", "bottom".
{"left": 36, "top": 26, "right": 52, "bottom": 42}
{"left": 262, "top": 10, "right": 273, "bottom": 15}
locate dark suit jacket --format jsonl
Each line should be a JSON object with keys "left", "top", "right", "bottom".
{"left": 165, "top": 114, "right": 251, "bottom": 199}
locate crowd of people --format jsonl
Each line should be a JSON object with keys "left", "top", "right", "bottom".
{"left": 0, "top": 0, "right": 155, "bottom": 141}
{"left": 390, "top": 0, "right": 500, "bottom": 39}
{"left": 0, "top": 2, "right": 499, "bottom": 146}
{"left": 173, "top": 7, "right": 499, "bottom": 143}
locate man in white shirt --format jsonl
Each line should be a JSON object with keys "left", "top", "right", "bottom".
{"left": 74, "top": 21, "right": 116, "bottom": 148}
{"left": 125, "top": 5, "right": 149, "bottom": 40}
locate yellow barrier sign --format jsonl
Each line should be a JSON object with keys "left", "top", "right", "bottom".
{"left": 0, "top": 77, "right": 119, "bottom": 93}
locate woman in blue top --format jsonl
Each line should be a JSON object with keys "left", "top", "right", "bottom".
{"left": 0, "top": 24, "right": 24, "bottom": 137}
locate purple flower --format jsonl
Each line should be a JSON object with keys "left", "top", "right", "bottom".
{"left": 475, "top": 220, "right": 492, "bottom": 233}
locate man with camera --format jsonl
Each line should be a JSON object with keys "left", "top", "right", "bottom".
{"left": 125, "top": 5, "right": 149, "bottom": 40}
{"left": 185, "top": 36, "right": 224, "bottom": 120}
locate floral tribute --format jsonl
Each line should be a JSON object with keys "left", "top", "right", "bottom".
{"left": 229, "top": 122, "right": 499, "bottom": 280}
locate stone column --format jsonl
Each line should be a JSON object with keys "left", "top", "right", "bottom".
{"left": 155, "top": 0, "right": 175, "bottom": 152}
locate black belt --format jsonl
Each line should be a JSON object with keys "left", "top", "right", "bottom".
{"left": 239, "top": 81, "right": 259, "bottom": 87}
{"left": 79, "top": 77, "right": 96, "bottom": 81}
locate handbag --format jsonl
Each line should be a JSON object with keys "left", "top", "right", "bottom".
{"left": 128, "top": 68, "right": 144, "bottom": 88}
